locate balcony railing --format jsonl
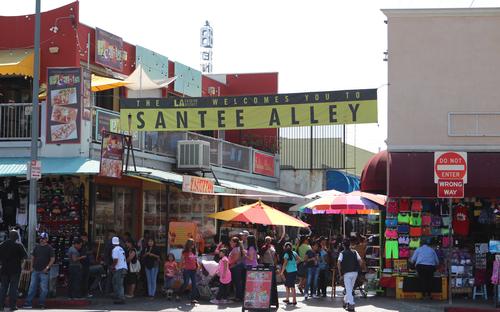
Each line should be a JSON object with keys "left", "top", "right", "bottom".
{"left": 0, "top": 103, "right": 35, "bottom": 140}
{"left": 93, "top": 107, "right": 276, "bottom": 175}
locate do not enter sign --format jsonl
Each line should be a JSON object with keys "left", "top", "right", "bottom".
{"left": 434, "top": 151, "right": 467, "bottom": 183}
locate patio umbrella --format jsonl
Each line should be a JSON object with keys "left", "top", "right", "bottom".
{"left": 348, "top": 191, "right": 387, "bottom": 206}
{"left": 305, "top": 189, "right": 344, "bottom": 199}
{"left": 300, "top": 193, "right": 380, "bottom": 215}
{"left": 208, "top": 200, "right": 309, "bottom": 228}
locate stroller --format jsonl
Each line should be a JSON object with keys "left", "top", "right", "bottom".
{"left": 197, "top": 260, "right": 220, "bottom": 301}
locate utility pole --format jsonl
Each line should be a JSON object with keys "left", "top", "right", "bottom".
{"left": 28, "top": 0, "right": 41, "bottom": 252}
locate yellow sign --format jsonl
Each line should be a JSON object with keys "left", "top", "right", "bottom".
{"left": 120, "top": 89, "right": 377, "bottom": 131}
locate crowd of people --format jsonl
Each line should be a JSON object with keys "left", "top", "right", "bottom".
{"left": 0, "top": 227, "right": 389, "bottom": 312}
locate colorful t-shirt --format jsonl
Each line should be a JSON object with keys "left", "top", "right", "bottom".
{"left": 218, "top": 256, "right": 232, "bottom": 284}
{"left": 164, "top": 260, "right": 177, "bottom": 277}
{"left": 182, "top": 251, "right": 197, "bottom": 270}
{"left": 453, "top": 204, "right": 469, "bottom": 236}
{"left": 245, "top": 246, "right": 258, "bottom": 268}
{"left": 283, "top": 251, "right": 298, "bottom": 273}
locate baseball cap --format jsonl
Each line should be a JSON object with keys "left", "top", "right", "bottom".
{"left": 112, "top": 236, "right": 120, "bottom": 245}
{"left": 73, "top": 237, "right": 82, "bottom": 244}
{"left": 39, "top": 232, "right": 49, "bottom": 240}
{"left": 242, "top": 230, "right": 250, "bottom": 236}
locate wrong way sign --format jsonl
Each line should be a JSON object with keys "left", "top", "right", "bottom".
{"left": 434, "top": 152, "right": 467, "bottom": 183}
{"left": 437, "top": 179, "right": 464, "bottom": 198}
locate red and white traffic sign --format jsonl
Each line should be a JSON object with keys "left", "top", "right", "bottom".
{"left": 434, "top": 152, "right": 467, "bottom": 183}
{"left": 437, "top": 179, "right": 464, "bottom": 198}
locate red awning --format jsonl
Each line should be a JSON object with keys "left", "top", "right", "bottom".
{"left": 389, "top": 152, "right": 500, "bottom": 197}
{"left": 360, "top": 150, "right": 387, "bottom": 195}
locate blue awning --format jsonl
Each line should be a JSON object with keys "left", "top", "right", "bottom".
{"left": 0, "top": 157, "right": 100, "bottom": 177}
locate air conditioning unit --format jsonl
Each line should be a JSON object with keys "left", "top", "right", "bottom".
{"left": 177, "top": 140, "right": 211, "bottom": 170}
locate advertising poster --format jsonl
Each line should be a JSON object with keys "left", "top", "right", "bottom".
{"left": 82, "top": 68, "right": 92, "bottom": 121}
{"left": 46, "top": 67, "right": 82, "bottom": 144}
{"left": 168, "top": 221, "right": 197, "bottom": 247}
{"left": 120, "top": 89, "right": 378, "bottom": 131}
{"left": 95, "top": 28, "right": 124, "bottom": 72}
{"left": 99, "top": 131, "right": 124, "bottom": 178}
{"left": 243, "top": 270, "right": 272, "bottom": 310}
{"left": 253, "top": 152, "right": 275, "bottom": 177}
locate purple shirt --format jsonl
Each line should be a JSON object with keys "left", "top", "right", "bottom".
{"left": 245, "top": 247, "right": 258, "bottom": 268}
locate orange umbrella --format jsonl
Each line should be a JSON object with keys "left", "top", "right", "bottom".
{"left": 208, "top": 200, "right": 309, "bottom": 228}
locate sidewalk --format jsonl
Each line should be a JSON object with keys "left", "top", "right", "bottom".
{"left": 17, "top": 286, "right": 498, "bottom": 312}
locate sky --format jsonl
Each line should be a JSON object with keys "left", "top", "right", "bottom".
{"left": 4, "top": 0, "right": 500, "bottom": 153}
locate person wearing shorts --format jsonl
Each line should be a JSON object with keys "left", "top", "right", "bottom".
{"left": 280, "top": 242, "right": 300, "bottom": 306}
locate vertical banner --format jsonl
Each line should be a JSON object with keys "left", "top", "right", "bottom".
{"left": 95, "top": 28, "right": 124, "bottom": 72}
{"left": 253, "top": 152, "right": 275, "bottom": 177}
{"left": 82, "top": 68, "right": 92, "bottom": 121}
{"left": 99, "top": 131, "right": 124, "bottom": 178}
{"left": 46, "top": 67, "right": 82, "bottom": 144}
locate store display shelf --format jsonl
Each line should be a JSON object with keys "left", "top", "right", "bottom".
{"left": 39, "top": 219, "right": 80, "bottom": 225}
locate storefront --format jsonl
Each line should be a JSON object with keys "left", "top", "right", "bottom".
{"left": 362, "top": 151, "right": 500, "bottom": 300}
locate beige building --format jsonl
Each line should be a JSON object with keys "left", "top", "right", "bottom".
{"left": 384, "top": 8, "right": 500, "bottom": 152}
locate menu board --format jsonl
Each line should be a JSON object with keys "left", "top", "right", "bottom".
{"left": 243, "top": 269, "right": 272, "bottom": 311}
{"left": 46, "top": 67, "right": 82, "bottom": 144}
{"left": 99, "top": 131, "right": 124, "bottom": 178}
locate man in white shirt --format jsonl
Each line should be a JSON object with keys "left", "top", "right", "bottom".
{"left": 111, "top": 237, "right": 127, "bottom": 304}
{"left": 337, "top": 240, "right": 362, "bottom": 312}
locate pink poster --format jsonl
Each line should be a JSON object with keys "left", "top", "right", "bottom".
{"left": 243, "top": 270, "right": 272, "bottom": 310}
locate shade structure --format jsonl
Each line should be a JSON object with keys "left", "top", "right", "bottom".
{"left": 348, "top": 191, "right": 387, "bottom": 206}
{"left": 300, "top": 193, "right": 380, "bottom": 215}
{"left": 208, "top": 201, "right": 309, "bottom": 228}
{"left": 91, "top": 74, "right": 130, "bottom": 92}
{"left": 305, "top": 189, "right": 344, "bottom": 199}
{"left": 0, "top": 49, "right": 34, "bottom": 77}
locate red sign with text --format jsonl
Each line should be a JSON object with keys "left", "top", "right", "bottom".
{"left": 437, "top": 179, "right": 464, "bottom": 198}
{"left": 434, "top": 152, "right": 467, "bottom": 183}
{"left": 253, "top": 152, "right": 275, "bottom": 177}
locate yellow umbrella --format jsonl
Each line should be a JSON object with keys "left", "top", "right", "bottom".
{"left": 208, "top": 200, "right": 309, "bottom": 228}
{"left": 91, "top": 74, "right": 130, "bottom": 92}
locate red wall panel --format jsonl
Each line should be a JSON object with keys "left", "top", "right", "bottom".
{"left": 0, "top": 2, "right": 80, "bottom": 83}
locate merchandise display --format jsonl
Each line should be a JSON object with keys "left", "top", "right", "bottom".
{"left": 381, "top": 197, "right": 500, "bottom": 300}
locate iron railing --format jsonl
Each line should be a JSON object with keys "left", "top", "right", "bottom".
{"left": 92, "top": 107, "right": 276, "bottom": 176}
{"left": 0, "top": 103, "right": 35, "bottom": 140}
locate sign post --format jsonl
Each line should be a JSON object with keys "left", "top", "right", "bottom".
{"left": 434, "top": 151, "right": 467, "bottom": 305}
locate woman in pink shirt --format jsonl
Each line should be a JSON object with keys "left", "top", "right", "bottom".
{"left": 179, "top": 239, "right": 199, "bottom": 304}
{"left": 211, "top": 248, "right": 232, "bottom": 304}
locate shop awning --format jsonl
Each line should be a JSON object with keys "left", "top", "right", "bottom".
{"left": 360, "top": 150, "right": 387, "bottom": 195}
{"left": 91, "top": 74, "right": 130, "bottom": 92}
{"left": 218, "top": 180, "right": 305, "bottom": 204}
{"left": 0, "top": 49, "right": 35, "bottom": 77}
{"left": 0, "top": 157, "right": 100, "bottom": 177}
{"left": 389, "top": 152, "right": 500, "bottom": 197}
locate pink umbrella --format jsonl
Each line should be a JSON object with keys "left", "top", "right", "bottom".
{"left": 303, "top": 193, "right": 380, "bottom": 215}
{"left": 348, "top": 191, "right": 387, "bottom": 206}
{"left": 305, "top": 189, "right": 344, "bottom": 199}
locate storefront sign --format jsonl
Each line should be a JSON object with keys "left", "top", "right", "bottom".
{"left": 99, "top": 131, "right": 124, "bottom": 178}
{"left": 434, "top": 152, "right": 467, "bottom": 183}
{"left": 27, "top": 160, "right": 41, "bottom": 180}
{"left": 437, "top": 179, "right": 464, "bottom": 198}
{"left": 82, "top": 68, "right": 92, "bottom": 121}
{"left": 46, "top": 67, "right": 82, "bottom": 144}
{"left": 168, "top": 221, "right": 197, "bottom": 247}
{"left": 243, "top": 269, "right": 272, "bottom": 310}
{"left": 120, "top": 89, "right": 378, "bottom": 131}
{"left": 253, "top": 152, "right": 275, "bottom": 177}
{"left": 182, "top": 175, "right": 214, "bottom": 194}
{"left": 95, "top": 28, "right": 124, "bottom": 72}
